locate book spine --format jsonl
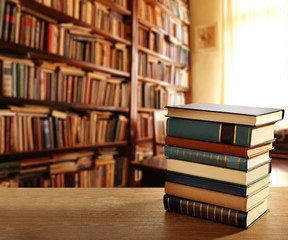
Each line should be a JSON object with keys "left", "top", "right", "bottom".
{"left": 166, "top": 118, "right": 252, "bottom": 147}
{"left": 0, "top": 0, "right": 5, "bottom": 39}
{"left": 163, "top": 194, "right": 247, "bottom": 228}
{"left": 17, "top": 63, "right": 25, "bottom": 98}
{"left": 165, "top": 171, "right": 247, "bottom": 197}
{"left": 2, "top": 60, "right": 12, "bottom": 97}
{"left": 2, "top": 3, "right": 10, "bottom": 41}
{"left": 164, "top": 146, "right": 248, "bottom": 171}
{"left": 42, "top": 118, "right": 51, "bottom": 149}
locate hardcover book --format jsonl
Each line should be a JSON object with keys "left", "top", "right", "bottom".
{"left": 163, "top": 194, "right": 269, "bottom": 229}
{"left": 166, "top": 118, "right": 275, "bottom": 147}
{"left": 167, "top": 159, "right": 271, "bottom": 185}
{"left": 165, "top": 103, "right": 284, "bottom": 126}
{"left": 165, "top": 136, "right": 274, "bottom": 158}
{"left": 165, "top": 171, "right": 270, "bottom": 197}
{"left": 165, "top": 181, "right": 269, "bottom": 212}
{"left": 164, "top": 145, "right": 271, "bottom": 171}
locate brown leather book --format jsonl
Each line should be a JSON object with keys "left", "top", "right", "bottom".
{"left": 165, "top": 136, "right": 274, "bottom": 158}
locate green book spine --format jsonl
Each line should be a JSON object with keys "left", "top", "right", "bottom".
{"left": 76, "top": 76, "right": 82, "bottom": 104}
{"left": 16, "top": 63, "right": 24, "bottom": 98}
{"left": 164, "top": 146, "right": 249, "bottom": 171}
{"left": 163, "top": 194, "right": 248, "bottom": 228}
{"left": 11, "top": 62, "right": 17, "bottom": 97}
{"left": 166, "top": 117, "right": 252, "bottom": 147}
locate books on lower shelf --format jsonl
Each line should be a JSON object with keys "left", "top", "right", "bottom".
{"left": 164, "top": 103, "right": 284, "bottom": 228}
{"left": 0, "top": 149, "right": 128, "bottom": 187}
{"left": 0, "top": 106, "right": 128, "bottom": 153}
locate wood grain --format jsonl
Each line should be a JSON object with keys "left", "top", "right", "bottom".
{"left": 0, "top": 188, "right": 286, "bottom": 239}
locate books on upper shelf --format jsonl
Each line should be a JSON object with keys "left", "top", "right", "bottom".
{"left": 0, "top": 3, "right": 130, "bottom": 72}
{"left": 163, "top": 103, "right": 284, "bottom": 228}
{"left": 166, "top": 103, "right": 284, "bottom": 126}
{"left": 35, "top": 0, "right": 129, "bottom": 14}
{"left": 137, "top": 112, "right": 153, "bottom": 139}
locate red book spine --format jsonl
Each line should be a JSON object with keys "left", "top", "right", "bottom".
{"left": 24, "top": 14, "right": 31, "bottom": 47}
{"left": 46, "top": 23, "right": 58, "bottom": 54}
{"left": 9, "top": 4, "right": 17, "bottom": 42}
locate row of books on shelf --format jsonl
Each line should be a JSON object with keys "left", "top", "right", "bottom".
{"left": 140, "top": 0, "right": 189, "bottom": 27}
{"left": 0, "top": 2, "right": 129, "bottom": 71}
{"left": 137, "top": 82, "right": 185, "bottom": 109}
{"left": 157, "top": 0, "right": 189, "bottom": 24}
{"left": 35, "top": 0, "right": 128, "bottom": 12}
{"left": 138, "top": 52, "right": 188, "bottom": 88}
{"left": 1, "top": 0, "right": 129, "bottom": 39}
{"left": 139, "top": 27, "right": 189, "bottom": 65}
{"left": 139, "top": 1, "right": 189, "bottom": 44}
{"left": 0, "top": 148, "right": 127, "bottom": 187}
{"left": 0, "top": 57, "right": 130, "bottom": 108}
{"left": 0, "top": 106, "right": 128, "bottom": 153}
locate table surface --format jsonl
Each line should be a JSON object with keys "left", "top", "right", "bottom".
{"left": 0, "top": 187, "right": 287, "bottom": 240}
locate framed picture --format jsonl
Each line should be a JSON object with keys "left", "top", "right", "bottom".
{"left": 195, "top": 23, "right": 218, "bottom": 52}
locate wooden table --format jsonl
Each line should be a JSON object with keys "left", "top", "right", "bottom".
{"left": 0, "top": 187, "right": 287, "bottom": 239}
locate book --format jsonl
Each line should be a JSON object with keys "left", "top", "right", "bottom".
{"left": 165, "top": 171, "right": 270, "bottom": 197}
{"left": 165, "top": 181, "right": 269, "bottom": 212}
{"left": 165, "top": 103, "right": 284, "bottom": 126}
{"left": 163, "top": 194, "right": 269, "bottom": 229}
{"left": 165, "top": 136, "right": 274, "bottom": 158}
{"left": 167, "top": 159, "right": 271, "bottom": 185}
{"left": 166, "top": 118, "right": 275, "bottom": 147}
{"left": 164, "top": 145, "right": 271, "bottom": 171}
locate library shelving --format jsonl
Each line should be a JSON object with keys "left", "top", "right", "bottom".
{"left": 0, "top": 0, "right": 132, "bottom": 188}
{"left": 0, "top": 0, "right": 191, "bottom": 187}
{"left": 130, "top": 0, "right": 191, "bottom": 185}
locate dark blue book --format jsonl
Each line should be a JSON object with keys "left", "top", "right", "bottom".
{"left": 165, "top": 171, "right": 270, "bottom": 197}
{"left": 163, "top": 194, "right": 269, "bottom": 229}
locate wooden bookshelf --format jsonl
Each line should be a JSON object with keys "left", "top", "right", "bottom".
{"left": 0, "top": 0, "right": 192, "bottom": 187}
{"left": 130, "top": 0, "right": 191, "bottom": 185}
{"left": 0, "top": 0, "right": 132, "bottom": 188}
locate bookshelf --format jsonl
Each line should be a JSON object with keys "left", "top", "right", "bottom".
{"left": 0, "top": 0, "right": 191, "bottom": 187}
{"left": 0, "top": 0, "right": 132, "bottom": 188}
{"left": 130, "top": 0, "right": 191, "bottom": 185}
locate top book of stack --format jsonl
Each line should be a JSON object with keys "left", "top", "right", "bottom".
{"left": 165, "top": 103, "right": 284, "bottom": 126}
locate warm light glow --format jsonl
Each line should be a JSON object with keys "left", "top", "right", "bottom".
{"left": 223, "top": 0, "right": 288, "bottom": 127}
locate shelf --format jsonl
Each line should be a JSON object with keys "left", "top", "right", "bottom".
{"left": 136, "top": 137, "right": 153, "bottom": 143}
{"left": 20, "top": 0, "right": 131, "bottom": 45}
{"left": 0, "top": 40, "right": 130, "bottom": 77}
{"left": 138, "top": 107, "right": 161, "bottom": 112}
{"left": 138, "top": 46, "right": 187, "bottom": 68}
{"left": 138, "top": 18, "right": 169, "bottom": 36}
{"left": 145, "top": 0, "right": 190, "bottom": 26}
{"left": 137, "top": 76, "right": 190, "bottom": 92}
{"left": 96, "top": 0, "right": 132, "bottom": 15}
{"left": 0, "top": 97, "right": 130, "bottom": 113}
{"left": 0, "top": 141, "right": 129, "bottom": 161}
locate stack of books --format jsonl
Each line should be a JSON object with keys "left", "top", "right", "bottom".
{"left": 163, "top": 103, "right": 284, "bottom": 228}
